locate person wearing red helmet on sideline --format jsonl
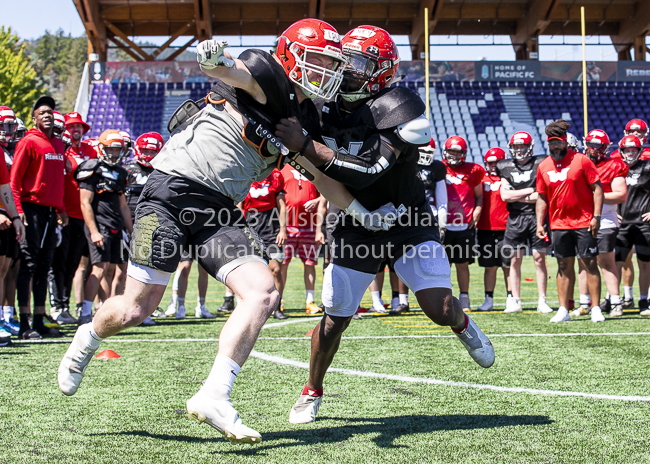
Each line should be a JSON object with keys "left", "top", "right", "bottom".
{"left": 48, "top": 112, "right": 97, "bottom": 325}
{"left": 58, "top": 19, "right": 397, "bottom": 444}
{"left": 11, "top": 96, "right": 68, "bottom": 340}
{"left": 476, "top": 148, "right": 510, "bottom": 311}
{"left": 536, "top": 120, "right": 604, "bottom": 323}
{"left": 440, "top": 135, "right": 485, "bottom": 312}
{"left": 615, "top": 134, "right": 650, "bottom": 317}
{"left": 496, "top": 131, "right": 552, "bottom": 314}
{"left": 124, "top": 132, "right": 163, "bottom": 220}
{"left": 611, "top": 119, "right": 650, "bottom": 161}
{"left": 574, "top": 130, "right": 628, "bottom": 320}
{"left": 276, "top": 26, "right": 494, "bottom": 426}
{"left": 52, "top": 111, "right": 66, "bottom": 140}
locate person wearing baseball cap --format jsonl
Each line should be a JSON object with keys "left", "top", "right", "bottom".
{"left": 10, "top": 95, "right": 68, "bottom": 339}
{"left": 536, "top": 120, "right": 604, "bottom": 323}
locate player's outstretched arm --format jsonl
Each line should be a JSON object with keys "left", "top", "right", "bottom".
{"left": 197, "top": 40, "right": 266, "bottom": 105}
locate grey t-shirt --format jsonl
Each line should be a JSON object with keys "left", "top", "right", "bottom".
{"left": 152, "top": 103, "right": 278, "bottom": 203}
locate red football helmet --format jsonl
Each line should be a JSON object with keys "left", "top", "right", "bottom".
{"left": 484, "top": 147, "right": 506, "bottom": 174}
{"left": 619, "top": 134, "right": 643, "bottom": 165}
{"left": 443, "top": 136, "right": 468, "bottom": 166}
{"left": 339, "top": 25, "right": 400, "bottom": 102}
{"left": 0, "top": 106, "right": 17, "bottom": 144}
{"left": 625, "top": 119, "right": 649, "bottom": 144}
{"left": 583, "top": 129, "right": 611, "bottom": 163}
{"left": 52, "top": 111, "right": 65, "bottom": 138}
{"left": 134, "top": 132, "right": 164, "bottom": 167}
{"left": 417, "top": 138, "right": 436, "bottom": 166}
{"left": 275, "top": 19, "right": 346, "bottom": 100}
{"left": 61, "top": 130, "right": 72, "bottom": 147}
{"left": 508, "top": 131, "right": 534, "bottom": 162}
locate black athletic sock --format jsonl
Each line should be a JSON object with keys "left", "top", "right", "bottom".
{"left": 32, "top": 314, "right": 46, "bottom": 333}
{"left": 486, "top": 291, "right": 494, "bottom": 298}
{"left": 19, "top": 314, "right": 30, "bottom": 333}
{"left": 392, "top": 291, "right": 399, "bottom": 299}
{"left": 507, "top": 291, "right": 513, "bottom": 297}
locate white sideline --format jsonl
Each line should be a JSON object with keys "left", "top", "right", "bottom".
{"left": 249, "top": 350, "right": 650, "bottom": 402}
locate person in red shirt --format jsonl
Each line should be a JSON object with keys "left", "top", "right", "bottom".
{"left": 10, "top": 96, "right": 68, "bottom": 339}
{"left": 576, "top": 130, "right": 628, "bottom": 318}
{"left": 48, "top": 112, "right": 97, "bottom": 324}
{"left": 536, "top": 120, "right": 604, "bottom": 323}
{"left": 609, "top": 119, "right": 650, "bottom": 308}
{"left": 238, "top": 169, "right": 287, "bottom": 319}
{"left": 476, "top": 148, "right": 510, "bottom": 311}
{"left": 442, "top": 135, "right": 484, "bottom": 311}
{"left": 280, "top": 164, "right": 325, "bottom": 314}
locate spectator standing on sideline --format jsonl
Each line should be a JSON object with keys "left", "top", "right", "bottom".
{"left": 280, "top": 164, "right": 326, "bottom": 314}
{"left": 442, "top": 135, "right": 484, "bottom": 311}
{"left": 536, "top": 120, "right": 604, "bottom": 323}
{"left": 10, "top": 96, "right": 68, "bottom": 340}
{"left": 476, "top": 148, "right": 510, "bottom": 311}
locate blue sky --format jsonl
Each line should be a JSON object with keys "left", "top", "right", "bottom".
{"left": 2, "top": 0, "right": 642, "bottom": 62}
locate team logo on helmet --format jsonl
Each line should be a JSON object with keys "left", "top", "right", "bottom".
{"left": 134, "top": 132, "right": 164, "bottom": 167}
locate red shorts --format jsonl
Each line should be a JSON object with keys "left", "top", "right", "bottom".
{"left": 282, "top": 226, "right": 321, "bottom": 266}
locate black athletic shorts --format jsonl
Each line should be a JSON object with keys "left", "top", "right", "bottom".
{"left": 85, "top": 224, "right": 127, "bottom": 265}
{"left": 503, "top": 214, "right": 549, "bottom": 253}
{"left": 331, "top": 223, "right": 439, "bottom": 275}
{"left": 552, "top": 228, "right": 598, "bottom": 259}
{"left": 130, "top": 170, "right": 265, "bottom": 281}
{"left": 246, "top": 209, "right": 284, "bottom": 261}
{"left": 595, "top": 227, "right": 618, "bottom": 254}
{"left": 615, "top": 223, "right": 650, "bottom": 262}
{"left": 443, "top": 228, "right": 475, "bottom": 264}
{"left": 476, "top": 230, "right": 510, "bottom": 268}
{"left": 0, "top": 217, "right": 17, "bottom": 257}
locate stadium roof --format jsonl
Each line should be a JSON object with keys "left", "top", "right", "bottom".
{"left": 73, "top": 0, "right": 650, "bottom": 61}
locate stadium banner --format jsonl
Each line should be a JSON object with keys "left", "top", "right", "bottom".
{"left": 475, "top": 61, "right": 541, "bottom": 81}
{"left": 618, "top": 61, "right": 650, "bottom": 81}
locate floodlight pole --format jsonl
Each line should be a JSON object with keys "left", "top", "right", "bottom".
{"left": 424, "top": 7, "right": 430, "bottom": 121}
{"left": 581, "top": 6, "right": 588, "bottom": 134}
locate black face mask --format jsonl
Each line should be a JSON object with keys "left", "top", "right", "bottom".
{"left": 550, "top": 146, "right": 568, "bottom": 162}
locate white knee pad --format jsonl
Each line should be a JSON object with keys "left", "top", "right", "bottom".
{"left": 393, "top": 241, "right": 452, "bottom": 293}
{"left": 321, "top": 264, "right": 375, "bottom": 318}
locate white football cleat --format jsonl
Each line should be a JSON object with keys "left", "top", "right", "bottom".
{"left": 289, "top": 394, "right": 323, "bottom": 424}
{"left": 195, "top": 304, "right": 216, "bottom": 318}
{"left": 537, "top": 299, "right": 553, "bottom": 314}
{"left": 590, "top": 307, "right": 605, "bottom": 323}
{"left": 550, "top": 307, "right": 571, "bottom": 323}
{"left": 369, "top": 304, "right": 387, "bottom": 314}
{"left": 504, "top": 296, "right": 522, "bottom": 313}
{"left": 58, "top": 323, "right": 102, "bottom": 396}
{"left": 176, "top": 305, "right": 186, "bottom": 320}
{"left": 477, "top": 296, "right": 493, "bottom": 311}
{"left": 186, "top": 390, "right": 261, "bottom": 444}
{"left": 454, "top": 315, "right": 495, "bottom": 368}
{"left": 164, "top": 303, "right": 177, "bottom": 317}
{"left": 459, "top": 294, "right": 471, "bottom": 312}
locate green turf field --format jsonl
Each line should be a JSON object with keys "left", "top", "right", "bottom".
{"left": 2, "top": 256, "right": 650, "bottom": 463}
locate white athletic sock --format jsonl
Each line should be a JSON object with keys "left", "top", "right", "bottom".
{"left": 172, "top": 271, "right": 181, "bottom": 292}
{"left": 370, "top": 291, "right": 382, "bottom": 307}
{"left": 611, "top": 295, "right": 621, "bottom": 305}
{"left": 579, "top": 294, "right": 591, "bottom": 305}
{"left": 197, "top": 296, "right": 205, "bottom": 305}
{"left": 81, "top": 300, "right": 93, "bottom": 317}
{"left": 3, "top": 306, "right": 12, "bottom": 322}
{"left": 202, "top": 354, "right": 241, "bottom": 400}
{"left": 306, "top": 290, "right": 315, "bottom": 304}
{"left": 605, "top": 292, "right": 610, "bottom": 299}
{"left": 225, "top": 289, "right": 234, "bottom": 298}
{"left": 170, "top": 293, "right": 178, "bottom": 307}
{"left": 624, "top": 286, "right": 634, "bottom": 300}
{"left": 399, "top": 293, "right": 409, "bottom": 306}
{"left": 391, "top": 297, "right": 399, "bottom": 309}
{"left": 539, "top": 294, "right": 546, "bottom": 302}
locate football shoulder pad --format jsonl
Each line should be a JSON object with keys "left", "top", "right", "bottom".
{"left": 368, "top": 86, "right": 426, "bottom": 130}
{"left": 75, "top": 158, "right": 101, "bottom": 181}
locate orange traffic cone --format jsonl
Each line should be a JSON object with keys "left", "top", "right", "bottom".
{"left": 95, "top": 350, "right": 121, "bottom": 359}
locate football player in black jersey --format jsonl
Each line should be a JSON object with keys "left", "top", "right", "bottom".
{"left": 276, "top": 25, "right": 494, "bottom": 425}
{"left": 615, "top": 134, "right": 650, "bottom": 316}
{"left": 59, "top": 20, "right": 398, "bottom": 445}
{"left": 496, "top": 131, "right": 552, "bottom": 314}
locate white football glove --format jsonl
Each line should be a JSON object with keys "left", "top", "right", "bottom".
{"left": 196, "top": 40, "right": 234, "bottom": 70}
{"left": 345, "top": 199, "right": 398, "bottom": 232}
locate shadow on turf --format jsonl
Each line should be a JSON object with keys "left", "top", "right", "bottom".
{"left": 91, "top": 414, "right": 552, "bottom": 453}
